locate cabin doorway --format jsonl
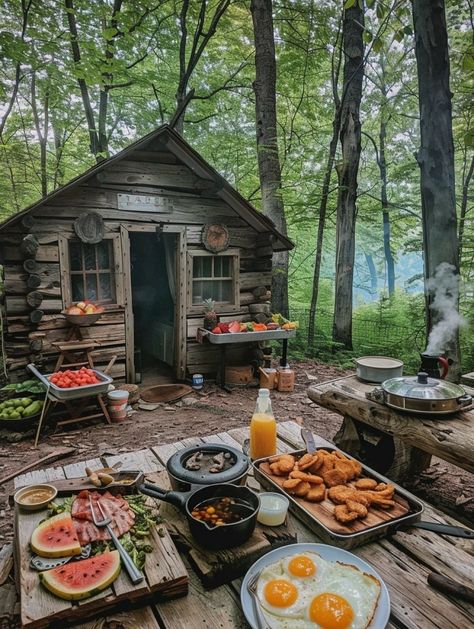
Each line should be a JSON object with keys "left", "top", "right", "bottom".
{"left": 129, "top": 232, "right": 177, "bottom": 384}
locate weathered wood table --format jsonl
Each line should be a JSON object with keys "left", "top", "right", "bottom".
{"left": 12, "top": 421, "right": 474, "bottom": 628}
{"left": 308, "top": 375, "right": 474, "bottom": 480}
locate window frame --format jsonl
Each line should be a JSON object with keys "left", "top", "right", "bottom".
{"left": 187, "top": 248, "right": 240, "bottom": 314}
{"left": 59, "top": 234, "right": 124, "bottom": 308}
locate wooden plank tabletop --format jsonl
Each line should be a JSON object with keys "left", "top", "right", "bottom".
{"left": 307, "top": 375, "right": 474, "bottom": 474}
{"left": 12, "top": 420, "right": 474, "bottom": 629}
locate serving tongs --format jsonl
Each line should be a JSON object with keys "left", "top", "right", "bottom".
{"left": 89, "top": 496, "right": 144, "bottom": 584}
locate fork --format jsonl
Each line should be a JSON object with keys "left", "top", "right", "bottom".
{"left": 89, "top": 496, "right": 144, "bottom": 585}
{"left": 246, "top": 569, "right": 271, "bottom": 629}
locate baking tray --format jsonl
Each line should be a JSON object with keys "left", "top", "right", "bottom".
{"left": 253, "top": 447, "right": 424, "bottom": 549}
{"left": 202, "top": 328, "right": 296, "bottom": 344}
{"left": 27, "top": 363, "right": 113, "bottom": 400}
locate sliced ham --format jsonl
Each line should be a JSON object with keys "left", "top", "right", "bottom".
{"left": 71, "top": 490, "right": 135, "bottom": 546}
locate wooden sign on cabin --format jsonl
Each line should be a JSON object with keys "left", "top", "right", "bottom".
{"left": 117, "top": 193, "right": 173, "bottom": 213}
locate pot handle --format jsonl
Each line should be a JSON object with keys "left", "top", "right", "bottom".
{"left": 458, "top": 394, "right": 472, "bottom": 408}
{"left": 438, "top": 356, "right": 449, "bottom": 379}
{"left": 138, "top": 482, "right": 188, "bottom": 510}
{"left": 410, "top": 521, "right": 474, "bottom": 539}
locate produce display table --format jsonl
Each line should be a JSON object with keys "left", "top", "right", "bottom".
{"left": 10, "top": 421, "right": 474, "bottom": 629}
{"left": 307, "top": 374, "right": 474, "bottom": 481}
{"left": 198, "top": 327, "right": 296, "bottom": 390}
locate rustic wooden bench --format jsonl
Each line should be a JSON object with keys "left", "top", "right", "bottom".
{"left": 307, "top": 375, "right": 474, "bottom": 481}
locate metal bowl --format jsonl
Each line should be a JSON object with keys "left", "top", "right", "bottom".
{"left": 355, "top": 356, "right": 403, "bottom": 383}
{"left": 14, "top": 484, "right": 58, "bottom": 511}
{"left": 62, "top": 311, "right": 103, "bottom": 327}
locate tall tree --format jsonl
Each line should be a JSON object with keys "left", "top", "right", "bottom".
{"left": 412, "top": 0, "right": 460, "bottom": 375}
{"left": 332, "top": 1, "right": 365, "bottom": 349}
{"left": 251, "top": 0, "right": 289, "bottom": 317}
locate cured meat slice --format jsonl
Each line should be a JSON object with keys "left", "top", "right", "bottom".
{"left": 71, "top": 490, "right": 135, "bottom": 545}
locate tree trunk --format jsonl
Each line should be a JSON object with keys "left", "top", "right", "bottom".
{"left": 332, "top": 4, "right": 365, "bottom": 350}
{"left": 364, "top": 252, "right": 377, "bottom": 293}
{"left": 459, "top": 154, "right": 474, "bottom": 261}
{"left": 251, "top": 0, "right": 289, "bottom": 318}
{"left": 412, "top": 0, "right": 460, "bottom": 378}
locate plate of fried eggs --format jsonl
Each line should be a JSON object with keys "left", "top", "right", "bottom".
{"left": 241, "top": 543, "right": 389, "bottom": 629}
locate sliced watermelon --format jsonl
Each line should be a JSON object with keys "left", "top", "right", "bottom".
{"left": 31, "top": 513, "right": 81, "bottom": 558}
{"left": 39, "top": 550, "right": 120, "bottom": 600}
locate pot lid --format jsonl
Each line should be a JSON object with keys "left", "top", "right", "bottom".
{"left": 167, "top": 444, "right": 249, "bottom": 485}
{"left": 356, "top": 356, "right": 403, "bottom": 368}
{"left": 382, "top": 372, "right": 466, "bottom": 400}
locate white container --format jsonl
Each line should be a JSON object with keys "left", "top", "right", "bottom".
{"left": 257, "top": 492, "right": 289, "bottom": 526}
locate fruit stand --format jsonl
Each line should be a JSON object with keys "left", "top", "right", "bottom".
{"left": 199, "top": 327, "right": 297, "bottom": 390}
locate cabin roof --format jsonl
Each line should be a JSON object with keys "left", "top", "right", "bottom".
{"left": 0, "top": 125, "right": 293, "bottom": 251}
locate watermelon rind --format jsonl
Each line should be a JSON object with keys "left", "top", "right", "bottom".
{"left": 31, "top": 513, "right": 81, "bottom": 558}
{"left": 39, "top": 550, "right": 121, "bottom": 600}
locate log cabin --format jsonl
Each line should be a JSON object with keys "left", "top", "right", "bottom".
{"left": 0, "top": 125, "right": 293, "bottom": 384}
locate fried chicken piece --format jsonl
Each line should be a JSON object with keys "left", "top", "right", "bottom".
{"left": 346, "top": 499, "right": 368, "bottom": 518}
{"left": 289, "top": 470, "right": 324, "bottom": 484}
{"left": 334, "top": 504, "right": 360, "bottom": 523}
{"left": 322, "top": 467, "right": 347, "bottom": 487}
{"left": 282, "top": 478, "right": 302, "bottom": 490}
{"left": 306, "top": 485, "right": 326, "bottom": 502}
{"left": 308, "top": 454, "right": 325, "bottom": 474}
{"left": 375, "top": 482, "right": 388, "bottom": 491}
{"left": 328, "top": 485, "right": 356, "bottom": 505}
{"left": 354, "top": 478, "right": 378, "bottom": 490}
{"left": 350, "top": 459, "right": 363, "bottom": 477}
{"left": 269, "top": 454, "right": 296, "bottom": 475}
{"left": 372, "top": 484, "right": 395, "bottom": 499}
{"left": 334, "top": 459, "right": 356, "bottom": 481}
{"left": 291, "top": 481, "right": 311, "bottom": 497}
{"left": 366, "top": 494, "right": 395, "bottom": 509}
{"left": 348, "top": 492, "right": 370, "bottom": 507}
{"left": 298, "top": 453, "right": 316, "bottom": 470}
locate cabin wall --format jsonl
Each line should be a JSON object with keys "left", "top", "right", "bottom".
{"left": 0, "top": 148, "right": 272, "bottom": 381}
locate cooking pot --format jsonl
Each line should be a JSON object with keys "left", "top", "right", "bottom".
{"left": 420, "top": 352, "right": 449, "bottom": 379}
{"left": 138, "top": 482, "right": 259, "bottom": 550}
{"left": 380, "top": 372, "right": 472, "bottom": 415}
{"left": 166, "top": 444, "right": 249, "bottom": 491}
{"left": 355, "top": 356, "right": 404, "bottom": 383}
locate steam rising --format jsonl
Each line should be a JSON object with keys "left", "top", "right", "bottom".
{"left": 425, "top": 262, "right": 465, "bottom": 355}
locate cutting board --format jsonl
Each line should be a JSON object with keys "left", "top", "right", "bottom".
{"left": 14, "top": 495, "right": 188, "bottom": 628}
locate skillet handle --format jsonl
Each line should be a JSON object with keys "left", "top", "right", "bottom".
{"left": 411, "top": 521, "right": 474, "bottom": 539}
{"left": 138, "top": 483, "right": 187, "bottom": 510}
{"left": 301, "top": 428, "right": 317, "bottom": 453}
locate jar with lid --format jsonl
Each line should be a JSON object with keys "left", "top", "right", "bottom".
{"left": 277, "top": 364, "right": 295, "bottom": 392}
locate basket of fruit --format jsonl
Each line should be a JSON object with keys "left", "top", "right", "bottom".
{"left": 62, "top": 301, "right": 104, "bottom": 326}
{"left": 0, "top": 397, "right": 44, "bottom": 431}
{"left": 27, "top": 364, "right": 113, "bottom": 401}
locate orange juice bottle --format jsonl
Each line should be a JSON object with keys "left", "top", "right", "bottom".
{"left": 250, "top": 388, "right": 277, "bottom": 460}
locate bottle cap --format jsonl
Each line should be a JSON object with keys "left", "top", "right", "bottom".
{"left": 258, "top": 388, "right": 270, "bottom": 396}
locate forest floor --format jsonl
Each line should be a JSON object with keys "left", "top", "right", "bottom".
{"left": 0, "top": 359, "right": 472, "bottom": 547}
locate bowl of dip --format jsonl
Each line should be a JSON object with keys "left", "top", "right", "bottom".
{"left": 257, "top": 492, "right": 289, "bottom": 526}
{"left": 14, "top": 484, "right": 58, "bottom": 511}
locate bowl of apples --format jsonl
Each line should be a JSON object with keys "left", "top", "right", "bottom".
{"left": 62, "top": 301, "right": 104, "bottom": 326}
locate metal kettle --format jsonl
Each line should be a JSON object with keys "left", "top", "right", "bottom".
{"left": 420, "top": 352, "right": 449, "bottom": 379}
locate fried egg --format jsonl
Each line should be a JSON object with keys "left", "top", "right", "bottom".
{"left": 255, "top": 552, "right": 381, "bottom": 629}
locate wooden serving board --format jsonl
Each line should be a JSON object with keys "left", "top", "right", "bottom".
{"left": 14, "top": 495, "right": 188, "bottom": 629}
{"left": 258, "top": 461, "right": 410, "bottom": 536}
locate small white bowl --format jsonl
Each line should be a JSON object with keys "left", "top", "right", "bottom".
{"left": 14, "top": 484, "right": 58, "bottom": 511}
{"left": 257, "top": 492, "right": 289, "bottom": 526}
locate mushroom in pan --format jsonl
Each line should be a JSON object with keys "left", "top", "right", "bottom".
{"left": 185, "top": 451, "right": 203, "bottom": 471}
{"left": 209, "top": 452, "right": 225, "bottom": 473}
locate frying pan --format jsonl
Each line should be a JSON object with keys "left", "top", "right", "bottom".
{"left": 139, "top": 481, "right": 260, "bottom": 550}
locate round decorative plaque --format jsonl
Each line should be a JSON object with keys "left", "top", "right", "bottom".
{"left": 74, "top": 212, "right": 105, "bottom": 244}
{"left": 201, "top": 223, "right": 230, "bottom": 253}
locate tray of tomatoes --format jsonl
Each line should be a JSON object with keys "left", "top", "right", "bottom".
{"left": 27, "top": 364, "right": 113, "bottom": 400}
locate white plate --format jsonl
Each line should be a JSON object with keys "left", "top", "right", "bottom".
{"left": 240, "top": 542, "right": 390, "bottom": 629}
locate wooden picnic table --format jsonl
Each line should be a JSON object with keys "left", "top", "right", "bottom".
{"left": 308, "top": 375, "right": 474, "bottom": 481}
{"left": 10, "top": 420, "right": 474, "bottom": 628}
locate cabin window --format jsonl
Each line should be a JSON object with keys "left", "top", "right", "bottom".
{"left": 188, "top": 250, "right": 239, "bottom": 312}
{"left": 68, "top": 240, "right": 116, "bottom": 304}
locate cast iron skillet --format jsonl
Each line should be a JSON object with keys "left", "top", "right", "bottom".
{"left": 138, "top": 482, "right": 260, "bottom": 550}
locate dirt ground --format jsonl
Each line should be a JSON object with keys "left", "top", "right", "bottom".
{"left": 0, "top": 360, "right": 472, "bottom": 548}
